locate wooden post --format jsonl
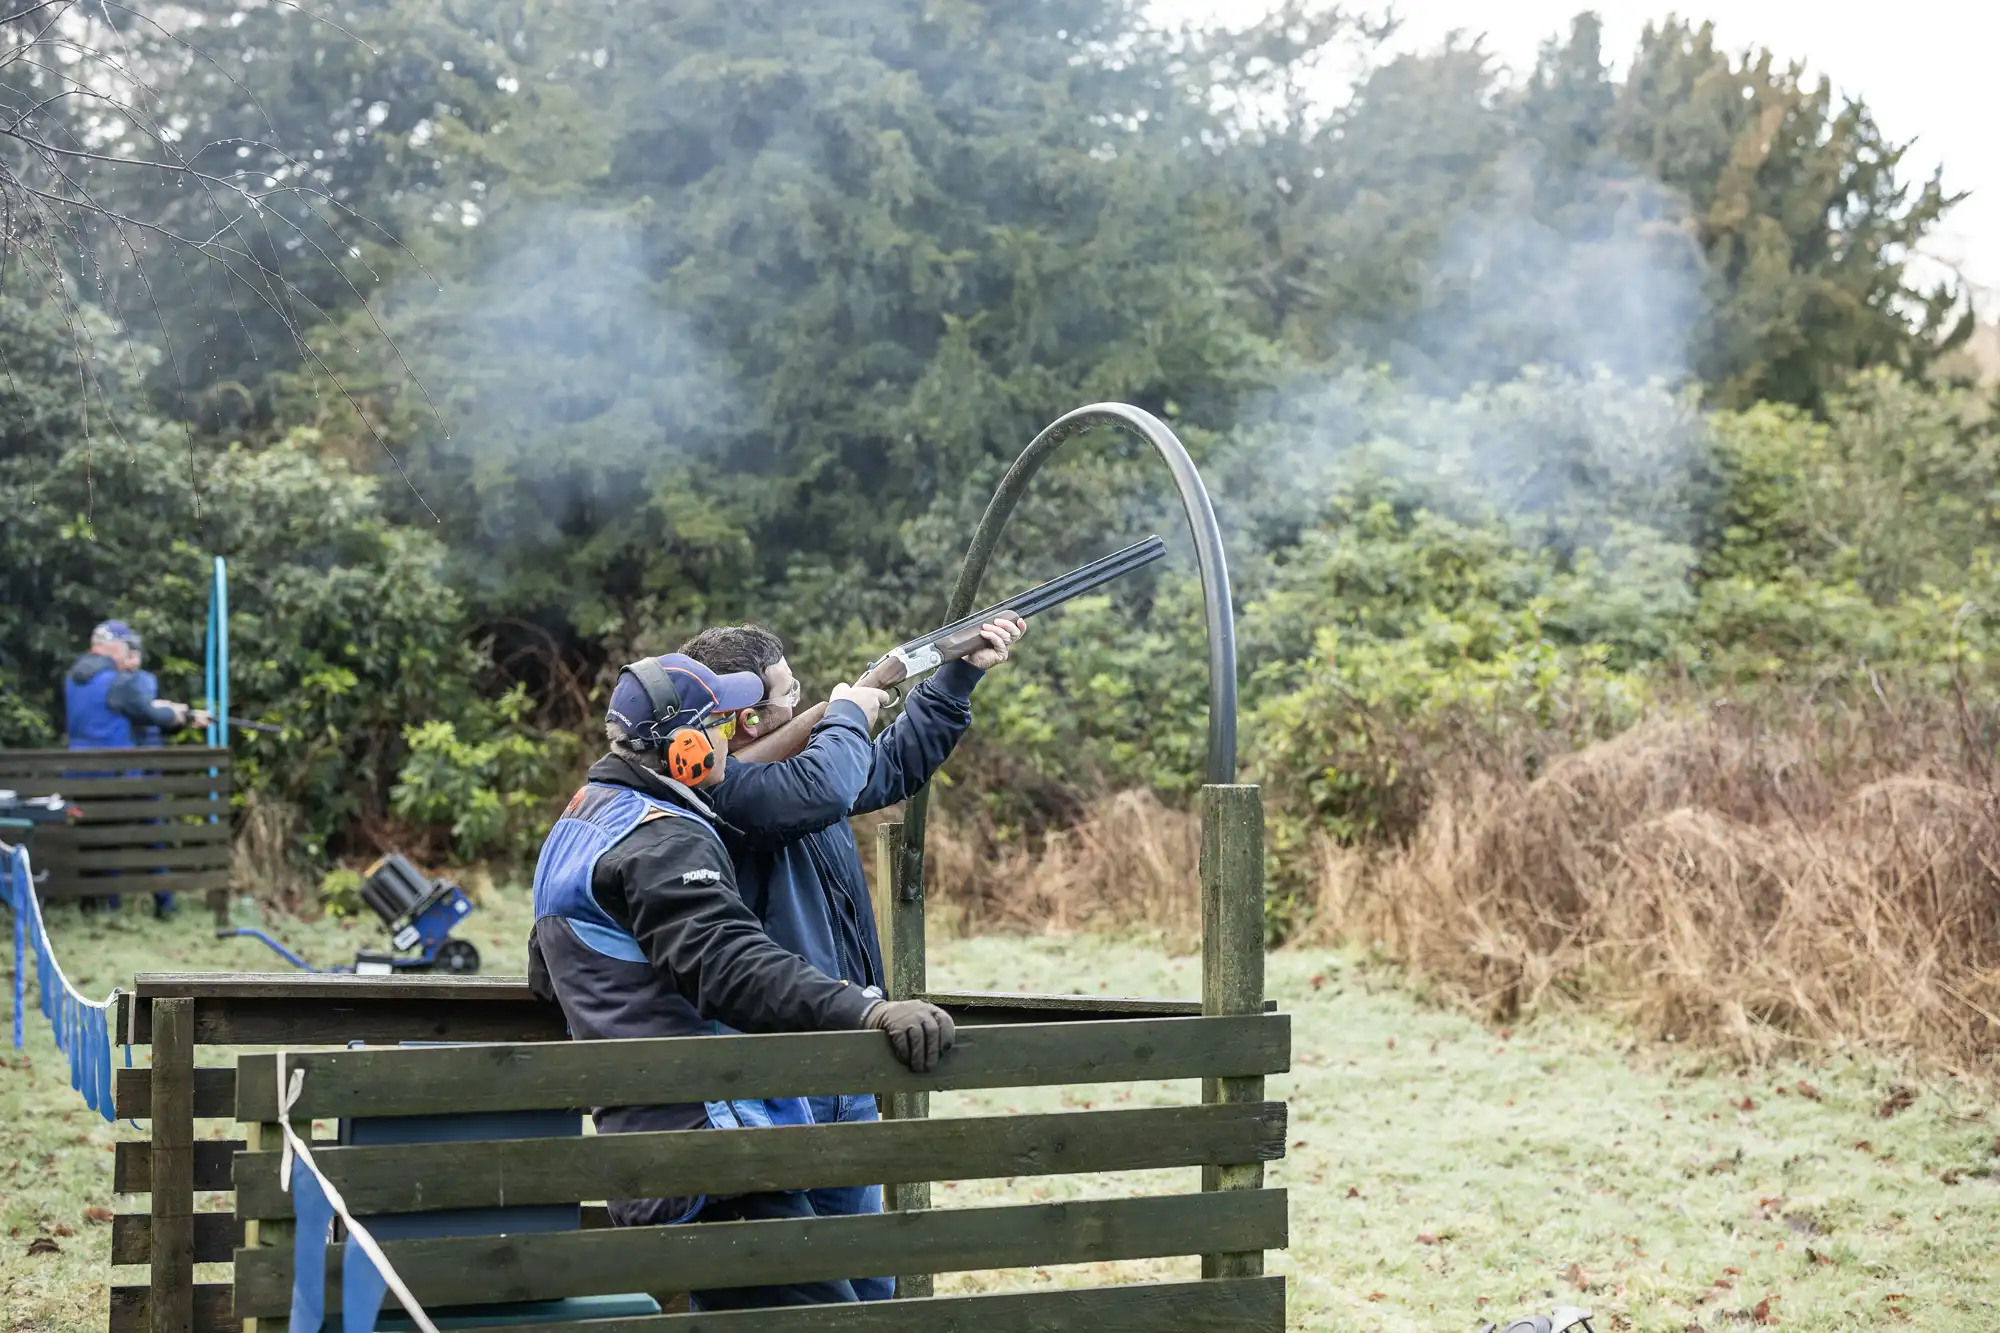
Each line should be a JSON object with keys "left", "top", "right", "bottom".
{"left": 1200, "top": 784, "right": 1265, "bottom": 1281}
{"left": 875, "top": 820, "right": 933, "bottom": 1299}
{"left": 208, "top": 888, "right": 229, "bottom": 929}
{"left": 148, "top": 998, "right": 195, "bottom": 1333}
{"left": 240, "top": 1115, "right": 295, "bottom": 1333}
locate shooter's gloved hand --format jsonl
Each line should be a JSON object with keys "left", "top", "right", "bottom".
{"left": 863, "top": 998, "right": 956, "bottom": 1072}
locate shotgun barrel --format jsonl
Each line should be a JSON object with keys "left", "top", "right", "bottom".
{"left": 867, "top": 535, "right": 1167, "bottom": 688}
{"left": 732, "top": 536, "right": 1169, "bottom": 763}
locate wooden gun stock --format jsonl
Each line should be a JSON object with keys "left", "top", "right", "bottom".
{"left": 730, "top": 610, "right": 1020, "bottom": 765}
{"left": 733, "top": 701, "right": 828, "bottom": 763}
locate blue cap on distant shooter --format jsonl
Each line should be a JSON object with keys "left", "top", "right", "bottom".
{"left": 92, "top": 620, "right": 141, "bottom": 650}
{"left": 607, "top": 652, "right": 764, "bottom": 748}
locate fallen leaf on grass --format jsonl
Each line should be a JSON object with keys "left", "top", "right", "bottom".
{"left": 1806, "top": 1248, "right": 1832, "bottom": 1266}
{"left": 1737, "top": 1096, "right": 1757, "bottom": 1112}
{"left": 84, "top": 1206, "right": 114, "bottom": 1224}
{"left": 1564, "top": 1262, "right": 1589, "bottom": 1290}
{"left": 1309, "top": 974, "right": 1327, "bottom": 991}
{"left": 1366, "top": 1292, "right": 1386, "bottom": 1302}
{"left": 1795, "top": 1081, "right": 1821, "bottom": 1101}
{"left": 1876, "top": 1086, "right": 1916, "bottom": 1118}
{"left": 1346, "top": 1186, "right": 1361, "bottom": 1198}
{"left": 1752, "top": 1295, "right": 1777, "bottom": 1325}
{"left": 26, "top": 1237, "right": 60, "bottom": 1256}
{"left": 1852, "top": 1140, "right": 1873, "bottom": 1153}
{"left": 1416, "top": 1233, "right": 1439, "bottom": 1245}
{"left": 52, "top": 1223, "right": 74, "bottom": 1237}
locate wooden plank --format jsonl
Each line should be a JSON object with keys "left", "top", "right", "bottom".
{"left": 925, "top": 991, "right": 1280, "bottom": 1024}
{"left": 125, "top": 974, "right": 566, "bottom": 1046}
{"left": 236, "top": 1013, "right": 1292, "bottom": 1120}
{"left": 232, "top": 1189, "right": 1288, "bottom": 1316}
{"left": 189, "top": 995, "right": 566, "bottom": 1046}
{"left": 134, "top": 972, "right": 543, "bottom": 1001}
{"left": 111, "top": 1212, "right": 242, "bottom": 1266}
{"left": 54, "top": 822, "right": 231, "bottom": 848}
{"left": 0, "top": 747, "right": 229, "bottom": 773}
{"left": 233, "top": 1102, "right": 1289, "bottom": 1220}
{"left": 52, "top": 797, "right": 230, "bottom": 821}
{"left": 115, "top": 1068, "right": 237, "bottom": 1121}
{"left": 114, "top": 1140, "right": 242, "bottom": 1193}
{"left": 35, "top": 845, "right": 230, "bottom": 870}
{"left": 445, "top": 1277, "right": 1287, "bottom": 1333}
{"left": 107, "top": 1284, "right": 238, "bottom": 1333}
{"left": 150, "top": 999, "right": 196, "bottom": 1333}
{"left": 12, "top": 775, "right": 233, "bottom": 798}
{"left": 39, "top": 870, "right": 231, "bottom": 901}
{"left": 1201, "top": 784, "right": 1268, "bottom": 1283}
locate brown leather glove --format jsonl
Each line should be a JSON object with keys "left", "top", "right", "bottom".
{"left": 863, "top": 999, "right": 956, "bottom": 1072}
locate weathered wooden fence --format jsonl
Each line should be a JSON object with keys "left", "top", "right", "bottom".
{"left": 0, "top": 747, "right": 231, "bottom": 919}
{"left": 107, "top": 975, "right": 1245, "bottom": 1333}
{"left": 229, "top": 1009, "right": 1290, "bottom": 1329}
{"left": 108, "top": 974, "right": 567, "bottom": 1333}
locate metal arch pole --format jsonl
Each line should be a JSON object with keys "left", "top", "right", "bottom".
{"left": 900, "top": 401, "right": 1238, "bottom": 889}
{"left": 887, "top": 402, "right": 1243, "bottom": 1298}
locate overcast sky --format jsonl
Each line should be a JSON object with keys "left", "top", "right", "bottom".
{"left": 1155, "top": 0, "right": 1998, "bottom": 310}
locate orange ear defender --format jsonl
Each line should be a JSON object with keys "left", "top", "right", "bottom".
{"left": 666, "top": 728, "right": 716, "bottom": 784}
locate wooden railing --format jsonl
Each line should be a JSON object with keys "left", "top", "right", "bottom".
{"left": 0, "top": 747, "right": 231, "bottom": 918}
{"left": 229, "top": 1014, "right": 1292, "bottom": 1329}
{"left": 105, "top": 974, "right": 1245, "bottom": 1333}
{"left": 108, "top": 974, "right": 568, "bottom": 1333}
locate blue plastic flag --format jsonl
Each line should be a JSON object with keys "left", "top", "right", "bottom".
{"left": 289, "top": 1163, "right": 335, "bottom": 1333}
{"left": 341, "top": 1236, "right": 391, "bottom": 1333}
{"left": 95, "top": 1008, "right": 115, "bottom": 1121}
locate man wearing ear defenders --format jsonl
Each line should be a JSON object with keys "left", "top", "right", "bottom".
{"left": 527, "top": 652, "right": 958, "bottom": 1311}
{"left": 674, "top": 616, "right": 1023, "bottom": 1303}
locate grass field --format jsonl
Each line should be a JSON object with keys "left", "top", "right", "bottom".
{"left": 3, "top": 884, "right": 1997, "bottom": 1332}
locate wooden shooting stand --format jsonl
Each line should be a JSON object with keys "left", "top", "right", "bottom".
{"left": 0, "top": 747, "right": 233, "bottom": 924}
{"left": 108, "top": 404, "right": 1285, "bottom": 1331}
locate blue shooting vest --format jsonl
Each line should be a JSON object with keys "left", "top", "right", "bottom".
{"left": 530, "top": 782, "right": 815, "bottom": 1141}
{"left": 63, "top": 657, "right": 133, "bottom": 749}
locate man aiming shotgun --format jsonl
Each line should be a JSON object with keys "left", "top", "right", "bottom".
{"left": 673, "top": 534, "right": 1165, "bottom": 1302}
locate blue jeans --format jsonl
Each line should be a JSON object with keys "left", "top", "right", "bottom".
{"left": 685, "top": 1094, "right": 893, "bottom": 1312}
{"left": 805, "top": 1094, "right": 892, "bottom": 1303}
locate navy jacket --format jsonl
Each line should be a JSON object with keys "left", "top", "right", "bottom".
{"left": 706, "top": 660, "right": 985, "bottom": 990}
{"left": 65, "top": 653, "right": 178, "bottom": 749}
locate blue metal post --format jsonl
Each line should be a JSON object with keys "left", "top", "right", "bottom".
{"left": 215, "top": 557, "right": 229, "bottom": 747}
{"left": 205, "top": 560, "right": 218, "bottom": 748}
{"left": 11, "top": 851, "right": 23, "bottom": 1050}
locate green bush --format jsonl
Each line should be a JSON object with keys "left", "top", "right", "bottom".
{"left": 391, "top": 687, "right": 578, "bottom": 863}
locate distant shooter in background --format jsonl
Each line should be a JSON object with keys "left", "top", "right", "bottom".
{"left": 63, "top": 620, "right": 211, "bottom": 917}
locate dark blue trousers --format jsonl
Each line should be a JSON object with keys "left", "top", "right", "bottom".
{"left": 686, "top": 1093, "right": 894, "bottom": 1312}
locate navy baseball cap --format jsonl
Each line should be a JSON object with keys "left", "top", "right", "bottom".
{"left": 607, "top": 652, "right": 764, "bottom": 749}
{"left": 92, "top": 620, "right": 142, "bottom": 651}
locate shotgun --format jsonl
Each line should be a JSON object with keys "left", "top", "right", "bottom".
{"left": 735, "top": 536, "right": 1168, "bottom": 763}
